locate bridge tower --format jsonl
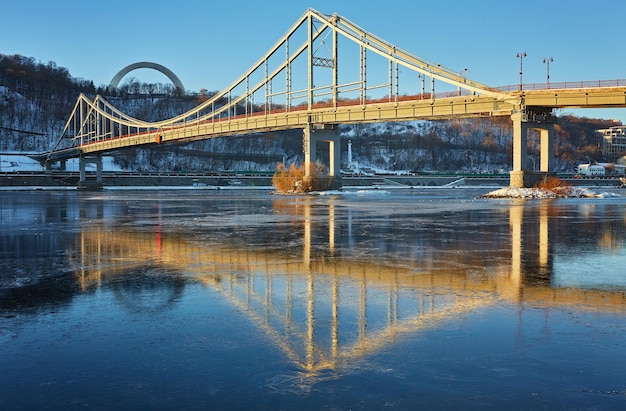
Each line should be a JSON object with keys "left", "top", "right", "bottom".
{"left": 509, "top": 108, "right": 556, "bottom": 188}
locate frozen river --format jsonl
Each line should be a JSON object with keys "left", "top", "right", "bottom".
{"left": 1, "top": 187, "right": 625, "bottom": 410}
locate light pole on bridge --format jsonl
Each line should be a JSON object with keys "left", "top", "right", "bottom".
{"left": 516, "top": 52, "right": 527, "bottom": 91}
{"left": 458, "top": 68, "right": 469, "bottom": 96}
{"left": 543, "top": 57, "right": 554, "bottom": 88}
{"left": 465, "top": 150, "right": 474, "bottom": 172}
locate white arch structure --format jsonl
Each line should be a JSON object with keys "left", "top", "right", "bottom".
{"left": 109, "top": 61, "right": 185, "bottom": 93}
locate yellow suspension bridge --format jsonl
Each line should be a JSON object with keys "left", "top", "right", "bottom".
{"left": 41, "top": 8, "right": 626, "bottom": 188}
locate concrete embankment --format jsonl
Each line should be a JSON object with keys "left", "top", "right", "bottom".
{"left": 340, "top": 175, "right": 622, "bottom": 187}
{"left": 0, "top": 172, "right": 622, "bottom": 189}
{"left": 0, "top": 172, "right": 273, "bottom": 188}
{"left": 0, "top": 172, "right": 483, "bottom": 188}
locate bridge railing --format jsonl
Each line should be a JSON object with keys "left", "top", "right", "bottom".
{"left": 496, "top": 79, "right": 626, "bottom": 92}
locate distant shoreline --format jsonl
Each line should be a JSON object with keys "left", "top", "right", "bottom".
{"left": 0, "top": 171, "right": 622, "bottom": 190}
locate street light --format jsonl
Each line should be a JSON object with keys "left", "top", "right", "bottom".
{"left": 458, "top": 68, "right": 469, "bottom": 96}
{"left": 465, "top": 150, "right": 474, "bottom": 171}
{"left": 516, "top": 52, "right": 527, "bottom": 91}
{"left": 543, "top": 57, "right": 554, "bottom": 88}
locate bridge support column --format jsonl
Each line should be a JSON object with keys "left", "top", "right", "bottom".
{"left": 539, "top": 124, "right": 555, "bottom": 173}
{"left": 303, "top": 124, "right": 342, "bottom": 190}
{"left": 78, "top": 155, "right": 103, "bottom": 190}
{"left": 509, "top": 109, "right": 556, "bottom": 188}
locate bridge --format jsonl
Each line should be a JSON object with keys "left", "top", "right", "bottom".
{"left": 41, "top": 8, "right": 626, "bottom": 188}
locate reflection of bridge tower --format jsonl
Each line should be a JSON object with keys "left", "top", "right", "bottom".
{"left": 509, "top": 203, "right": 553, "bottom": 293}
{"left": 505, "top": 204, "right": 626, "bottom": 311}
{"left": 510, "top": 109, "right": 556, "bottom": 188}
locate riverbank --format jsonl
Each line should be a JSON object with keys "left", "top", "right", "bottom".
{"left": 0, "top": 171, "right": 623, "bottom": 190}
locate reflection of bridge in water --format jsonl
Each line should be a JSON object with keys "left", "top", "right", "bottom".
{"left": 71, "top": 199, "right": 626, "bottom": 374}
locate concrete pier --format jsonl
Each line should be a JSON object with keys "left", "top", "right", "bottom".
{"left": 303, "top": 124, "right": 342, "bottom": 190}
{"left": 510, "top": 110, "right": 555, "bottom": 188}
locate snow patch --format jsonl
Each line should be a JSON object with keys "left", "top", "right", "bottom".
{"left": 480, "top": 187, "right": 621, "bottom": 199}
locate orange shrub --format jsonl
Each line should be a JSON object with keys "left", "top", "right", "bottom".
{"left": 535, "top": 176, "right": 572, "bottom": 196}
{"left": 272, "top": 161, "right": 330, "bottom": 194}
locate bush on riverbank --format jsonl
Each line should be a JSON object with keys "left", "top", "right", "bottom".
{"left": 272, "top": 161, "right": 330, "bottom": 194}
{"left": 535, "top": 176, "right": 573, "bottom": 197}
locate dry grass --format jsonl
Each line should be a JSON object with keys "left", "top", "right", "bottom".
{"left": 273, "top": 163, "right": 305, "bottom": 193}
{"left": 534, "top": 176, "right": 572, "bottom": 196}
{"left": 272, "top": 161, "right": 334, "bottom": 194}
{"left": 273, "top": 162, "right": 333, "bottom": 194}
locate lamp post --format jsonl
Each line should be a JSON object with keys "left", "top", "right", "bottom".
{"left": 458, "top": 68, "right": 469, "bottom": 96}
{"left": 543, "top": 57, "right": 553, "bottom": 88}
{"left": 516, "top": 52, "right": 527, "bottom": 91}
{"left": 465, "top": 150, "right": 474, "bottom": 172}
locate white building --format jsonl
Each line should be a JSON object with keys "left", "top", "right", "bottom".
{"left": 596, "top": 126, "right": 626, "bottom": 159}
{"left": 577, "top": 163, "right": 605, "bottom": 176}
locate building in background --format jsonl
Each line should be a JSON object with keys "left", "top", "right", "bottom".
{"left": 597, "top": 126, "right": 626, "bottom": 159}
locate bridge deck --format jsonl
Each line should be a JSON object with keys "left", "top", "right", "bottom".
{"left": 45, "top": 85, "right": 626, "bottom": 162}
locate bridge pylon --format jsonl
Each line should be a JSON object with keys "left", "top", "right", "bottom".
{"left": 510, "top": 109, "right": 556, "bottom": 188}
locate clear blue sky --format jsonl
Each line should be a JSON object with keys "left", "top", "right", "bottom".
{"left": 2, "top": 0, "right": 626, "bottom": 122}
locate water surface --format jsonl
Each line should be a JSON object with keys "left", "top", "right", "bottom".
{"left": 1, "top": 188, "right": 625, "bottom": 410}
